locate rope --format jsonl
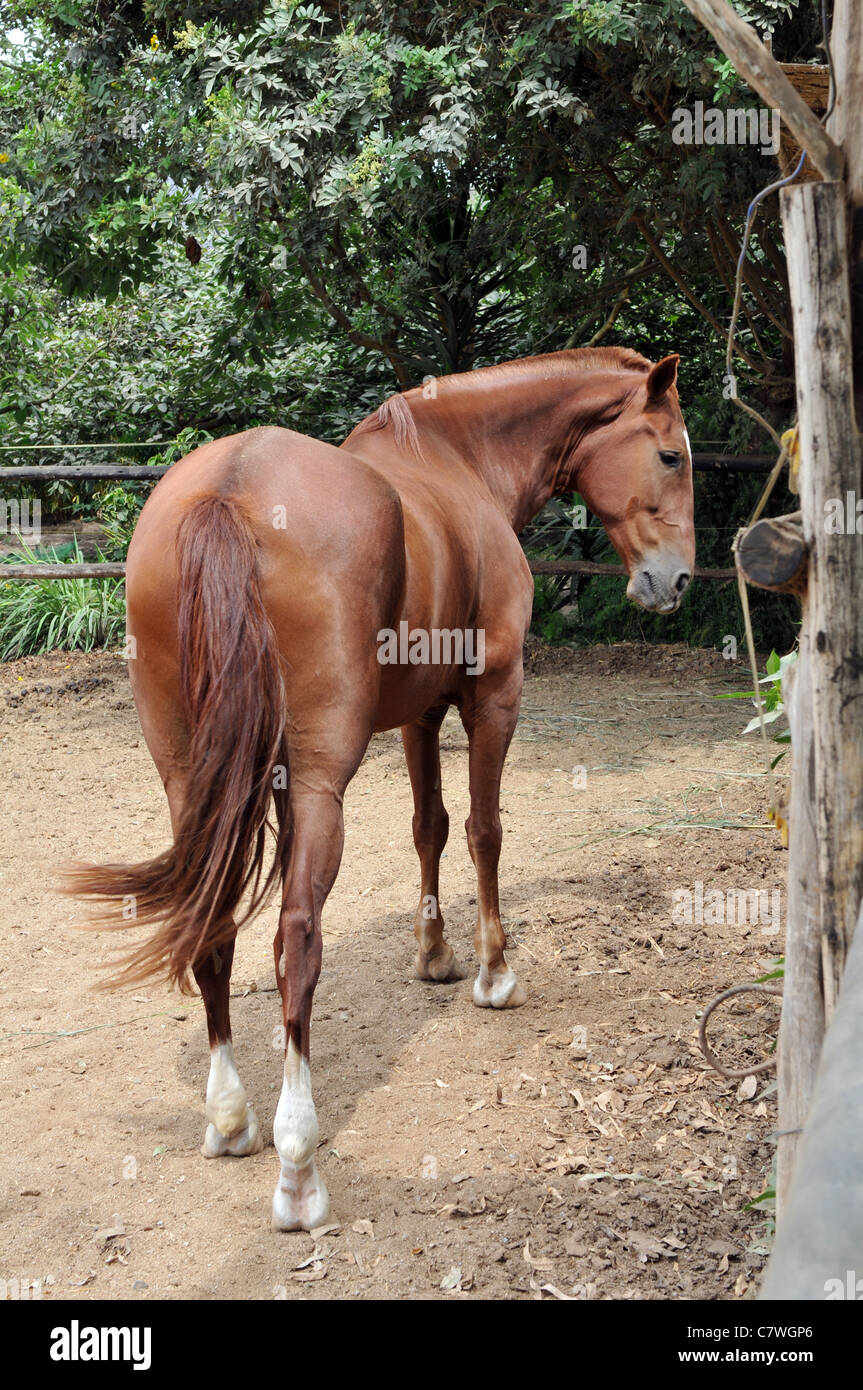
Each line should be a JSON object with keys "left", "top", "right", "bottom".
{"left": 725, "top": 3, "right": 834, "bottom": 446}
{"left": 698, "top": 983, "right": 783, "bottom": 1079}
{"left": 723, "top": 28, "right": 817, "bottom": 825}
{"left": 725, "top": 152, "right": 806, "bottom": 450}
{"left": 730, "top": 422, "right": 798, "bottom": 829}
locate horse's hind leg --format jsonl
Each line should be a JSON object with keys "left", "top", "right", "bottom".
{"left": 402, "top": 708, "right": 465, "bottom": 983}
{"left": 162, "top": 780, "right": 262, "bottom": 1158}
{"left": 194, "top": 940, "right": 263, "bottom": 1158}
{"left": 271, "top": 769, "right": 360, "bottom": 1231}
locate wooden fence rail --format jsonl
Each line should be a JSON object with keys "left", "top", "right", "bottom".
{"left": 1, "top": 563, "right": 129, "bottom": 578}
{"left": 0, "top": 453, "right": 775, "bottom": 482}
{"left": 0, "top": 558, "right": 738, "bottom": 581}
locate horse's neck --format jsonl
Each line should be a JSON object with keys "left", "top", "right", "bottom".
{"left": 410, "top": 373, "right": 594, "bottom": 532}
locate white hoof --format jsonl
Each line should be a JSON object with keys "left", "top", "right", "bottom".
{"left": 272, "top": 1160, "right": 330, "bottom": 1232}
{"left": 202, "top": 1106, "right": 264, "bottom": 1158}
{"left": 473, "top": 966, "right": 527, "bottom": 1009}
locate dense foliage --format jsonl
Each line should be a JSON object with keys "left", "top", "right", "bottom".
{"left": 0, "top": 0, "right": 817, "bottom": 652}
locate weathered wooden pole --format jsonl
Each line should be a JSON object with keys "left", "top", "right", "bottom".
{"left": 781, "top": 181, "right": 863, "bottom": 1014}
{"left": 762, "top": 175, "right": 863, "bottom": 1283}
{"left": 735, "top": 514, "right": 822, "bottom": 1214}
{"left": 761, "top": 903, "right": 863, "bottom": 1297}
{"left": 683, "top": 0, "right": 863, "bottom": 1277}
{"left": 828, "top": 0, "right": 863, "bottom": 424}
{"left": 737, "top": 182, "right": 863, "bottom": 1260}
{"left": 776, "top": 620, "right": 823, "bottom": 1213}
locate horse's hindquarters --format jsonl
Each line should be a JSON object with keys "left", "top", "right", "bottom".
{"left": 121, "top": 427, "right": 410, "bottom": 1227}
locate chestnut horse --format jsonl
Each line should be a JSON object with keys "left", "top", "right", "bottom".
{"left": 67, "top": 347, "right": 694, "bottom": 1231}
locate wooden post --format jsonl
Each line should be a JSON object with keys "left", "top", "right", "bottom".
{"left": 684, "top": 0, "right": 863, "bottom": 1283}
{"left": 827, "top": 0, "right": 863, "bottom": 425}
{"left": 775, "top": 625, "right": 823, "bottom": 1214}
{"left": 761, "top": 901, "right": 863, "bottom": 1298}
{"left": 734, "top": 513, "right": 820, "bottom": 1214}
{"left": 781, "top": 181, "right": 863, "bottom": 1016}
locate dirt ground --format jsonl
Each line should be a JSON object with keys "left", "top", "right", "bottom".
{"left": 0, "top": 641, "right": 786, "bottom": 1301}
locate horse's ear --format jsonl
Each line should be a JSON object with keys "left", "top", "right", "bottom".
{"left": 645, "top": 354, "right": 680, "bottom": 403}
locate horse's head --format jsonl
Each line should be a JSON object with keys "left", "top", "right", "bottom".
{"left": 574, "top": 354, "right": 695, "bottom": 614}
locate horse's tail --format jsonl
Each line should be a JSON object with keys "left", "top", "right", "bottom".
{"left": 63, "top": 495, "right": 291, "bottom": 990}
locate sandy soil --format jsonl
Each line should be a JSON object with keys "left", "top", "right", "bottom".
{"left": 0, "top": 642, "right": 785, "bottom": 1301}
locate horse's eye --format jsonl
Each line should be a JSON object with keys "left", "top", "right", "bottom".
{"left": 659, "top": 450, "right": 683, "bottom": 469}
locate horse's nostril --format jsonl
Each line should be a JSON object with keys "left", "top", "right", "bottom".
{"left": 674, "top": 570, "right": 691, "bottom": 594}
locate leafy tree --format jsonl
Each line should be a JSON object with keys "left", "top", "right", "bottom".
{"left": 0, "top": 0, "right": 820, "bottom": 653}
{"left": 0, "top": 0, "right": 820, "bottom": 400}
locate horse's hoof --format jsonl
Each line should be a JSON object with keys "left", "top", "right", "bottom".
{"left": 272, "top": 1159, "right": 330, "bottom": 1232}
{"left": 202, "top": 1106, "right": 264, "bottom": 1158}
{"left": 499, "top": 980, "right": 528, "bottom": 1008}
{"left": 414, "top": 943, "right": 466, "bottom": 982}
{"left": 473, "top": 967, "right": 527, "bottom": 1009}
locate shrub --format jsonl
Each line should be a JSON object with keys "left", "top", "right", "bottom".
{"left": 0, "top": 540, "right": 126, "bottom": 659}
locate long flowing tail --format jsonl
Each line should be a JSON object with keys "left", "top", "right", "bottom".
{"left": 64, "top": 496, "right": 291, "bottom": 990}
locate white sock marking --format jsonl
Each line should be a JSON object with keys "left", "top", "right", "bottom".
{"left": 273, "top": 1038, "right": 318, "bottom": 1168}
{"left": 474, "top": 965, "right": 518, "bottom": 1008}
{"left": 206, "top": 1041, "right": 249, "bottom": 1138}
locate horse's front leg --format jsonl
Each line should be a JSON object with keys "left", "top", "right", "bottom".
{"left": 460, "top": 667, "right": 527, "bottom": 1010}
{"left": 402, "top": 706, "right": 465, "bottom": 983}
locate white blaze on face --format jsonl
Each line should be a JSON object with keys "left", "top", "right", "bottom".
{"left": 206, "top": 1041, "right": 250, "bottom": 1138}
{"left": 682, "top": 426, "right": 692, "bottom": 464}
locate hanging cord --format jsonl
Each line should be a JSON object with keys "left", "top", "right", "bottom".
{"left": 698, "top": 983, "right": 783, "bottom": 1079}
{"left": 726, "top": 155, "right": 808, "bottom": 810}
{"left": 733, "top": 555, "right": 781, "bottom": 820}
{"left": 731, "top": 422, "right": 800, "bottom": 828}
{"left": 726, "top": 153, "right": 806, "bottom": 449}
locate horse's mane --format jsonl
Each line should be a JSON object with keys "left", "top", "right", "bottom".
{"left": 474, "top": 346, "right": 654, "bottom": 380}
{"left": 350, "top": 393, "right": 423, "bottom": 458}
{"left": 349, "top": 347, "right": 654, "bottom": 462}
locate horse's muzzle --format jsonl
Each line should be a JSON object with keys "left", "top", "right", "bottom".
{"left": 626, "top": 556, "right": 692, "bottom": 614}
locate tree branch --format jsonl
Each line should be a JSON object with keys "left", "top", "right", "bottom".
{"left": 714, "top": 209, "right": 792, "bottom": 339}
{"left": 292, "top": 246, "right": 412, "bottom": 388}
